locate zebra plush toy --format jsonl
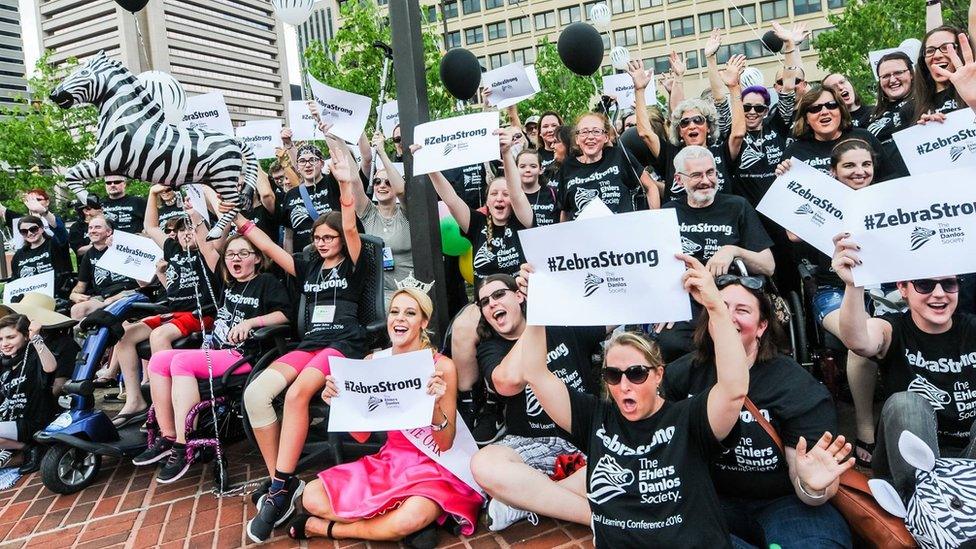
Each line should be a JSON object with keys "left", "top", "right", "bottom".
{"left": 49, "top": 51, "right": 257, "bottom": 240}
{"left": 869, "top": 431, "right": 976, "bottom": 548}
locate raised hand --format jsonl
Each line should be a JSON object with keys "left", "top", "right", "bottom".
{"left": 931, "top": 36, "right": 976, "bottom": 111}
{"left": 795, "top": 431, "right": 855, "bottom": 493}
{"left": 627, "top": 59, "right": 651, "bottom": 90}
{"left": 371, "top": 131, "right": 387, "bottom": 151}
{"left": 722, "top": 55, "right": 746, "bottom": 88}
{"left": 677, "top": 253, "right": 723, "bottom": 309}
{"left": 669, "top": 51, "right": 686, "bottom": 78}
{"left": 830, "top": 233, "right": 861, "bottom": 287}
{"left": 323, "top": 135, "right": 357, "bottom": 184}
{"left": 660, "top": 72, "right": 675, "bottom": 94}
{"left": 427, "top": 370, "right": 447, "bottom": 404}
{"left": 772, "top": 21, "right": 809, "bottom": 46}
{"left": 704, "top": 28, "right": 723, "bottom": 58}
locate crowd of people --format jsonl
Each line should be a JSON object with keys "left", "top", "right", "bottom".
{"left": 0, "top": 4, "right": 975, "bottom": 547}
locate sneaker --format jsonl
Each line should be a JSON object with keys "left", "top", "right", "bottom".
{"left": 251, "top": 477, "right": 272, "bottom": 508}
{"left": 0, "top": 449, "right": 13, "bottom": 468}
{"left": 132, "top": 437, "right": 173, "bottom": 466}
{"left": 471, "top": 401, "right": 506, "bottom": 446}
{"left": 156, "top": 448, "right": 192, "bottom": 484}
{"left": 246, "top": 477, "right": 305, "bottom": 543}
{"left": 17, "top": 445, "right": 43, "bottom": 475}
{"left": 486, "top": 498, "right": 538, "bottom": 532}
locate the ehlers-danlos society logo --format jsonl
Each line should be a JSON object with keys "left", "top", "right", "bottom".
{"left": 583, "top": 273, "right": 605, "bottom": 297}
{"left": 950, "top": 145, "right": 966, "bottom": 162}
{"left": 367, "top": 394, "right": 400, "bottom": 412}
{"left": 442, "top": 142, "right": 456, "bottom": 155}
{"left": 588, "top": 455, "right": 635, "bottom": 505}
{"left": 794, "top": 203, "right": 814, "bottom": 215}
{"left": 367, "top": 395, "right": 382, "bottom": 412}
{"left": 680, "top": 237, "right": 702, "bottom": 255}
{"left": 910, "top": 226, "right": 937, "bottom": 250}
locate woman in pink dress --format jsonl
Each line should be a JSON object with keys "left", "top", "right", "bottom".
{"left": 290, "top": 288, "right": 484, "bottom": 546}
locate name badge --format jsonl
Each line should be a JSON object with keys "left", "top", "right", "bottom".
{"left": 382, "top": 246, "right": 394, "bottom": 271}
{"left": 312, "top": 305, "right": 336, "bottom": 324}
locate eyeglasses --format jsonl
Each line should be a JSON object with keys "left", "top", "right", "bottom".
{"left": 372, "top": 178, "right": 391, "bottom": 187}
{"left": 477, "top": 288, "right": 513, "bottom": 308}
{"left": 807, "top": 101, "right": 840, "bottom": 114}
{"left": 271, "top": 174, "right": 286, "bottom": 182}
{"left": 679, "top": 115, "right": 707, "bottom": 128}
{"left": 576, "top": 128, "right": 607, "bottom": 137}
{"left": 743, "top": 104, "right": 768, "bottom": 114}
{"left": 313, "top": 234, "right": 339, "bottom": 244}
{"left": 677, "top": 168, "right": 717, "bottom": 184}
{"left": 879, "top": 68, "right": 911, "bottom": 81}
{"left": 775, "top": 79, "right": 805, "bottom": 86}
{"left": 924, "top": 42, "right": 958, "bottom": 58}
{"left": 624, "top": 122, "right": 637, "bottom": 128}
{"left": 225, "top": 250, "right": 254, "bottom": 260}
{"left": 297, "top": 157, "right": 320, "bottom": 165}
{"left": 392, "top": 135, "right": 402, "bottom": 143}
{"left": 602, "top": 365, "right": 655, "bottom": 385}
{"left": 910, "top": 278, "right": 960, "bottom": 294}
{"left": 18, "top": 226, "right": 40, "bottom": 236}
{"left": 715, "top": 274, "right": 766, "bottom": 291}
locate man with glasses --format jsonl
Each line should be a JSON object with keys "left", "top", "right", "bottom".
{"left": 468, "top": 274, "right": 609, "bottom": 531}
{"left": 278, "top": 143, "right": 344, "bottom": 252}
{"left": 68, "top": 215, "right": 138, "bottom": 320}
{"left": 101, "top": 176, "right": 147, "bottom": 234}
{"left": 834, "top": 236, "right": 976, "bottom": 498}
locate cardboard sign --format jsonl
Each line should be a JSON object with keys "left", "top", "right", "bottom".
{"left": 236, "top": 120, "right": 283, "bottom": 159}
{"left": 327, "top": 349, "right": 436, "bottom": 432}
{"left": 378, "top": 99, "right": 399, "bottom": 137}
{"left": 845, "top": 167, "right": 976, "bottom": 286}
{"left": 182, "top": 91, "right": 234, "bottom": 136}
{"left": 892, "top": 109, "right": 976, "bottom": 175}
{"left": 307, "top": 73, "right": 373, "bottom": 144}
{"left": 182, "top": 184, "right": 210, "bottom": 222}
{"left": 3, "top": 271, "right": 54, "bottom": 304}
{"left": 98, "top": 230, "right": 165, "bottom": 283}
{"left": 757, "top": 158, "right": 854, "bottom": 256}
{"left": 412, "top": 112, "right": 500, "bottom": 176}
{"left": 482, "top": 62, "right": 537, "bottom": 107}
{"left": 602, "top": 71, "right": 657, "bottom": 110}
{"left": 288, "top": 100, "right": 325, "bottom": 141}
{"left": 520, "top": 209, "right": 692, "bottom": 326}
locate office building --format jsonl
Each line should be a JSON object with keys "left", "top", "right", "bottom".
{"left": 297, "top": 0, "right": 336, "bottom": 57}
{"left": 0, "top": 0, "right": 28, "bottom": 109}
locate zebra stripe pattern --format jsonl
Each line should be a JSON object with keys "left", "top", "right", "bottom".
{"left": 49, "top": 51, "right": 257, "bottom": 240}
{"left": 588, "top": 454, "right": 634, "bottom": 505}
{"left": 906, "top": 458, "right": 976, "bottom": 548}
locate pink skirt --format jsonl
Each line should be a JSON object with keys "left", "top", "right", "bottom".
{"left": 318, "top": 430, "right": 483, "bottom": 535}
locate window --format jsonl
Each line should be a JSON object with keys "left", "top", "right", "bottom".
{"left": 489, "top": 52, "right": 511, "bottom": 68}
{"left": 715, "top": 44, "right": 731, "bottom": 63}
{"left": 685, "top": 50, "right": 700, "bottom": 69}
{"left": 559, "top": 5, "right": 582, "bottom": 25}
{"left": 698, "top": 11, "right": 724, "bottom": 32}
{"left": 511, "top": 16, "right": 530, "bottom": 35}
{"left": 744, "top": 39, "right": 765, "bottom": 58}
{"left": 424, "top": 5, "right": 437, "bottom": 22}
{"left": 584, "top": 1, "right": 601, "bottom": 19}
{"left": 445, "top": 31, "right": 461, "bottom": 48}
{"left": 442, "top": 1, "right": 458, "bottom": 19}
{"left": 668, "top": 0, "right": 687, "bottom": 4}
{"left": 465, "top": 26, "right": 484, "bottom": 44}
{"left": 793, "top": 0, "right": 821, "bottom": 14}
{"left": 611, "top": 0, "right": 634, "bottom": 13}
{"left": 642, "top": 22, "right": 665, "bottom": 42}
{"left": 487, "top": 21, "right": 507, "bottom": 40}
{"left": 534, "top": 11, "right": 556, "bottom": 29}
{"left": 486, "top": 0, "right": 504, "bottom": 8}
{"left": 613, "top": 27, "right": 638, "bottom": 47}
{"left": 827, "top": 0, "right": 847, "bottom": 7}
{"left": 669, "top": 16, "right": 694, "bottom": 38}
{"left": 512, "top": 47, "right": 536, "bottom": 64}
{"left": 461, "top": 0, "right": 481, "bottom": 14}
{"left": 640, "top": 0, "right": 663, "bottom": 7}
{"left": 602, "top": 34, "right": 611, "bottom": 50}
{"left": 649, "top": 55, "right": 670, "bottom": 73}
{"left": 761, "top": 0, "right": 788, "bottom": 20}
{"left": 729, "top": 5, "right": 756, "bottom": 26}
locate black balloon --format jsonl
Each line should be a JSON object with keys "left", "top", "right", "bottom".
{"left": 440, "top": 48, "right": 481, "bottom": 101}
{"left": 115, "top": 0, "right": 149, "bottom": 12}
{"left": 761, "top": 31, "right": 784, "bottom": 55}
{"left": 557, "top": 22, "right": 604, "bottom": 77}
{"left": 620, "top": 127, "right": 653, "bottom": 168}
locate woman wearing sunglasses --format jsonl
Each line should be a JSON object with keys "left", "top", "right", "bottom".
{"left": 10, "top": 195, "right": 72, "bottom": 298}
{"left": 834, "top": 236, "right": 976, "bottom": 499}
{"left": 662, "top": 273, "right": 854, "bottom": 548}
{"left": 514, "top": 254, "right": 749, "bottom": 547}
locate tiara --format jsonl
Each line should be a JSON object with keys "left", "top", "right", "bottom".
{"left": 396, "top": 271, "right": 434, "bottom": 293}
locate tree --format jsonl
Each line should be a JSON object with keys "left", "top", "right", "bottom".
{"left": 517, "top": 40, "right": 601, "bottom": 123}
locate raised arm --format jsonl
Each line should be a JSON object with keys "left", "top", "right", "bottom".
{"left": 704, "top": 29, "right": 725, "bottom": 102}
{"left": 499, "top": 128, "right": 534, "bottom": 228}
{"left": 324, "top": 135, "right": 362, "bottom": 265}
{"left": 255, "top": 165, "right": 276, "bottom": 214}
{"left": 723, "top": 55, "right": 747, "bottom": 159}
{"left": 520, "top": 324, "right": 573, "bottom": 432}
{"left": 629, "top": 60, "right": 662, "bottom": 158}
{"left": 29, "top": 323, "right": 58, "bottom": 374}
{"left": 667, "top": 51, "right": 686, "bottom": 110}
{"left": 143, "top": 185, "right": 168, "bottom": 248}
{"left": 414, "top": 143, "right": 473, "bottom": 232}
{"left": 928, "top": 0, "right": 944, "bottom": 31}
{"left": 831, "top": 233, "right": 892, "bottom": 358}
{"left": 235, "top": 214, "right": 295, "bottom": 276}
{"left": 186, "top": 203, "right": 221, "bottom": 271}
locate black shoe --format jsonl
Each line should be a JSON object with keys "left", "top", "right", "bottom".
{"left": 405, "top": 521, "right": 439, "bottom": 549}
{"left": 457, "top": 390, "right": 479, "bottom": 430}
{"left": 251, "top": 477, "right": 272, "bottom": 508}
{"left": 246, "top": 477, "right": 306, "bottom": 543}
{"left": 17, "top": 445, "right": 43, "bottom": 475}
{"left": 132, "top": 437, "right": 173, "bottom": 466}
{"left": 471, "top": 400, "right": 506, "bottom": 446}
{"left": 156, "top": 447, "right": 193, "bottom": 484}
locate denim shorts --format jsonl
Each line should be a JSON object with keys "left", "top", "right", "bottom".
{"left": 811, "top": 286, "right": 843, "bottom": 325}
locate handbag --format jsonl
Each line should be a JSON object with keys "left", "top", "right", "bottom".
{"left": 742, "top": 397, "right": 916, "bottom": 548}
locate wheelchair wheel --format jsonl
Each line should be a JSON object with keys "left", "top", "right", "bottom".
{"left": 212, "top": 455, "right": 231, "bottom": 493}
{"left": 40, "top": 443, "right": 102, "bottom": 495}
{"left": 788, "top": 291, "right": 810, "bottom": 367}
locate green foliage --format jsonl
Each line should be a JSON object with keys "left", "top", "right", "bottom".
{"left": 516, "top": 40, "right": 599, "bottom": 123}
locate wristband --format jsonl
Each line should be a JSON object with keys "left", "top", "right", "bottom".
{"left": 796, "top": 477, "right": 827, "bottom": 499}
{"left": 782, "top": 48, "right": 796, "bottom": 54}
{"left": 430, "top": 410, "right": 450, "bottom": 432}
{"left": 240, "top": 221, "right": 256, "bottom": 236}
{"left": 256, "top": 316, "right": 266, "bottom": 328}
{"left": 340, "top": 198, "right": 355, "bottom": 208}
{"left": 30, "top": 335, "right": 45, "bottom": 347}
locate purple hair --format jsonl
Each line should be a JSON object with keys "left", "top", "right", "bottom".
{"left": 741, "top": 85, "right": 771, "bottom": 105}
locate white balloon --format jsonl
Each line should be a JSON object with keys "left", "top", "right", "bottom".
{"left": 271, "top": 0, "right": 315, "bottom": 27}
{"left": 589, "top": 3, "right": 612, "bottom": 30}
{"left": 740, "top": 67, "right": 764, "bottom": 89}
{"left": 610, "top": 47, "right": 631, "bottom": 71}
{"left": 137, "top": 71, "right": 186, "bottom": 125}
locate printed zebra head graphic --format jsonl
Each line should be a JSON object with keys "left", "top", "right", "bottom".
{"left": 950, "top": 146, "right": 966, "bottom": 163}
{"left": 367, "top": 396, "right": 383, "bottom": 412}
{"left": 794, "top": 203, "right": 815, "bottom": 215}
{"left": 911, "top": 227, "right": 937, "bottom": 251}
{"left": 472, "top": 244, "right": 495, "bottom": 269}
{"left": 680, "top": 237, "right": 703, "bottom": 255}
{"left": 908, "top": 375, "right": 952, "bottom": 411}
{"left": 870, "top": 431, "right": 976, "bottom": 548}
{"left": 583, "top": 273, "right": 605, "bottom": 297}
{"left": 738, "top": 144, "right": 764, "bottom": 170}
{"left": 588, "top": 455, "right": 635, "bottom": 505}
{"left": 50, "top": 51, "right": 122, "bottom": 109}
{"left": 574, "top": 187, "right": 599, "bottom": 213}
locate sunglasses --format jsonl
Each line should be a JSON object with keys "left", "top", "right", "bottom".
{"left": 679, "top": 115, "right": 707, "bottom": 128}
{"left": 392, "top": 136, "right": 402, "bottom": 143}
{"left": 910, "top": 278, "right": 960, "bottom": 294}
{"left": 715, "top": 274, "right": 765, "bottom": 291}
{"left": 18, "top": 226, "right": 40, "bottom": 236}
{"left": 743, "top": 104, "right": 768, "bottom": 114}
{"left": 477, "top": 288, "right": 513, "bottom": 308}
{"left": 602, "top": 365, "right": 655, "bottom": 385}
{"left": 775, "top": 79, "right": 805, "bottom": 86}
{"left": 372, "top": 178, "right": 391, "bottom": 186}
{"left": 807, "top": 101, "right": 840, "bottom": 114}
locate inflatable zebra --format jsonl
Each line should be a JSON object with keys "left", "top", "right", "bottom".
{"left": 870, "top": 431, "right": 976, "bottom": 548}
{"left": 49, "top": 52, "right": 257, "bottom": 240}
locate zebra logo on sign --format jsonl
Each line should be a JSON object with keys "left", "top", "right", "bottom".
{"left": 583, "top": 273, "right": 605, "bottom": 297}
{"left": 908, "top": 375, "right": 952, "bottom": 411}
{"left": 794, "top": 203, "right": 815, "bottom": 216}
{"left": 367, "top": 396, "right": 382, "bottom": 412}
{"left": 588, "top": 455, "right": 635, "bottom": 505}
{"left": 910, "top": 227, "right": 937, "bottom": 251}
{"left": 680, "top": 237, "right": 703, "bottom": 255}
{"left": 950, "top": 145, "right": 966, "bottom": 162}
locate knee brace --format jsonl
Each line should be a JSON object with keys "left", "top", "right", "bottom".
{"left": 244, "top": 369, "right": 288, "bottom": 429}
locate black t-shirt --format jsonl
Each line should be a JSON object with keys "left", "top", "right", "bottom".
{"left": 784, "top": 127, "right": 906, "bottom": 181}
{"left": 12, "top": 237, "right": 72, "bottom": 282}
{"left": 101, "top": 195, "right": 147, "bottom": 234}
{"left": 656, "top": 140, "right": 740, "bottom": 203}
{"left": 212, "top": 273, "right": 291, "bottom": 352}
{"left": 279, "top": 176, "right": 341, "bottom": 252}
{"left": 867, "top": 99, "right": 914, "bottom": 145}
{"left": 933, "top": 88, "right": 960, "bottom": 115}
{"left": 849, "top": 104, "right": 875, "bottom": 128}
{"left": 662, "top": 194, "right": 772, "bottom": 265}
{"left": 525, "top": 186, "right": 560, "bottom": 227}
{"left": 736, "top": 118, "right": 791, "bottom": 208}
{"left": 68, "top": 220, "right": 89, "bottom": 256}
{"left": 539, "top": 148, "right": 556, "bottom": 172}
{"left": 877, "top": 312, "right": 976, "bottom": 447}
{"left": 462, "top": 208, "right": 526, "bottom": 284}
{"left": 78, "top": 246, "right": 138, "bottom": 297}
{"left": 443, "top": 164, "right": 488, "bottom": 209}
{"left": 662, "top": 353, "right": 836, "bottom": 500}
{"left": 0, "top": 349, "right": 55, "bottom": 438}
{"left": 569, "top": 389, "right": 733, "bottom": 548}
{"left": 157, "top": 202, "right": 185, "bottom": 227}
{"left": 556, "top": 146, "right": 642, "bottom": 219}
{"left": 477, "top": 325, "right": 605, "bottom": 438}
{"left": 162, "top": 239, "right": 219, "bottom": 314}
{"left": 293, "top": 252, "right": 367, "bottom": 357}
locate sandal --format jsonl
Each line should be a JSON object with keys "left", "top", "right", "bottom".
{"left": 287, "top": 514, "right": 312, "bottom": 540}
{"left": 111, "top": 408, "right": 149, "bottom": 428}
{"left": 92, "top": 376, "right": 118, "bottom": 388}
{"left": 854, "top": 439, "right": 875, "bottom": 468}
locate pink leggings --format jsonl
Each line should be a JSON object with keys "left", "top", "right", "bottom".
{"left": 148, "top": 349, "right": 253, "bottom": 379}
{"left": 275, "top": 348, "right": 345, "bottom": 375}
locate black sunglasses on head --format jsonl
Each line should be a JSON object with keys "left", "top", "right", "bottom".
{"left": 910, "top": 278, "right": 960, "bottom": 294}
{"left": 602, "top": 364, "right": 655, "bottom": 385}
{"left": 807, "top": 101, "right": 840, "bottom": 114}
{"left": 743, "top": 104, "right": 768, "bottom": 113}
{"left": 715, "top": 274, "right": 765, "bottom": 291}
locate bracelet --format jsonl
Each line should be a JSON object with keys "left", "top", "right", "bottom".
{"left": 782, "top": 48, "right": 796, "bottom": 54}
{"left": 239, "top": 221, "right": 256, "bottom": 236}
{"left": 340, "top": 198, "right": 355, "bottom": 208}
{"left": 430, "top": 410, "right": 450, "bottom": 432}
{"left": 30, "top": 335, "right": 45, "bottom": 347}
{"left": 796, "top": 477, "right": 827, "bottom": 499}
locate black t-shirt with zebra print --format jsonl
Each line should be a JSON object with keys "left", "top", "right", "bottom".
{"left": 462, "top": 208, "right": 526, "bottom": 285}
{"left": 525, "top": 186, "right": 560, "bottom": 227}
{"left": 162, "top": 239, "right": 219, "bottom": 314}
{"left": 661, "top": 193, "right": 772, "bottom": 266}
{"left": 78, "top": 246, "right": 138, "bottom": 298}
{"left": 477, "top": 325, "right": 605, "bottom": 438}
{"left": 556, "top": 146, "right": 642, "bottom": 219}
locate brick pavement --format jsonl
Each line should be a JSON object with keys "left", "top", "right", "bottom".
{"left": 0, "top": 441, "right": 593, "bottom": 549}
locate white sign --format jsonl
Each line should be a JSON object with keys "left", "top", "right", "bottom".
{"left": 413, "top": 112, "right": 500, "bottom": 176}
{"left": 307, "top": 74, "right": 373, "bottom": 144}
{"left": 182, "top": 184, "right": 210, "bottom": 222}
{"left": 868, "top": 44, "right": 922, "bottom": 81}
{"left": 757, "top": 159, "right": 854, "bottom": 257}
{"left": 236, "top": 120, "right": 283, "bottom": 159}
{"left": 576, "top": 196, "right": 614, "bottom": 221}
{"left": 378, "top": 99, "right": 399, "bottom": 137}
{"left": 495, "top": 65, "right": 541, "bottom": 110}
{"left": 3, "top": 271, "right": 54, "bottom": 304}
{"left": 327, "top": 349, "right": 436, "bottom": 432}
{"left": 288, "top": 100, "right": 325, "bottom": 141}
{"left": 520, "top": 209, "right": 692, "bottom": 326}
{"left": 182, "top": 92, "right": 234, "bottom": 136}
{"left": 482, "top": 62, "right": 536, "bottom": 107}
{"left": 99, "top": 230, "right": 165, "bottom": 283}
{"left": 845, "top": 167, "right": 976, "bottom": 286}
{"left": 892, "top": 109, "right": 976, "bottom": 175}
{"left": 602, "top": 71, "right": 657, "bottom": 110}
